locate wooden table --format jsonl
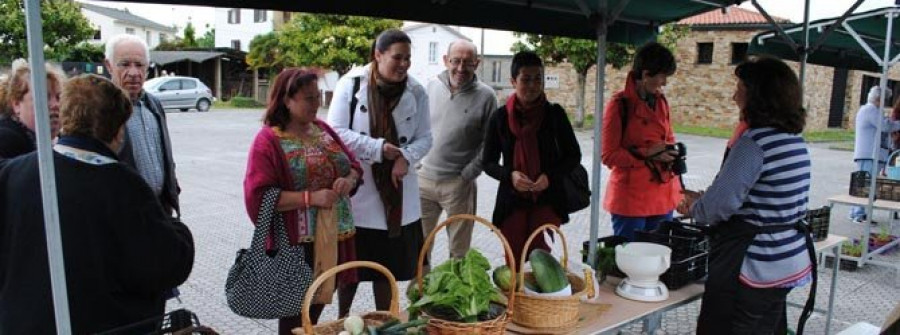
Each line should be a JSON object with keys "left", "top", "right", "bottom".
{"left": 827, "top": 195, "right": 900, "bottom": 269}
{"left": 508, "top": 234, "right": 847, "bottom": 335}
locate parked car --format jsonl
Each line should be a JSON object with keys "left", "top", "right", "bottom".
{"left": 143, "top": 76, "right": 214, "bottom": 112}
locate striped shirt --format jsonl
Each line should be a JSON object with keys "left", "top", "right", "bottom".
{"left": 691, "top": 127, "right": 812, "bottom": 288}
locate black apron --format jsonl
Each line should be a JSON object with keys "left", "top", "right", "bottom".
{"left": 698, "top": 218, "right": 817, "bottom": 335}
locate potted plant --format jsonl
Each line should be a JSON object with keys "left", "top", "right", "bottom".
{"left": 824, "top": 239, "right": 863, "bottom": 271}
{"left": 869, "top": 226, "right": 898, "bottom": 253}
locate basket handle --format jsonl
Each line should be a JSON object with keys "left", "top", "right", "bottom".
{"left": 517, "top": 224, "right": 568, "bottom": 293}
{"left": 415, "top": 214, "right": 517, "bottom": 312}
{"left": 301, "top": 261, "right": 399, "bottom": 334}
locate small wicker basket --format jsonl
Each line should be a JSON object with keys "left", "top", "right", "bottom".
{"left": 415, "top": 214, "right": 517, "bottom": 335}
{"left": 512, "top": 224, "right": 595, "bottom": 331}
{"left": 293, "top": 261, "right": 400, "bottom": 335}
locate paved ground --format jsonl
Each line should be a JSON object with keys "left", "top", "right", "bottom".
{"left": 163, "top": 109, "right": 900, "bottom": 334}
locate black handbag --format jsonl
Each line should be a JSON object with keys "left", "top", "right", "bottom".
{"left": 562, "top": 164, "right": 591, "bottom": 213}
{"left": 225, "top": 188, "right": 313, "bottom": 319}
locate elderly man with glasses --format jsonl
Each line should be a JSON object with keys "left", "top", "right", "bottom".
{"left": 418, "top": 39, "right": 497, "bottom": 261}
{"left": 104, "top": 34, "right": 181, "bottom": 219}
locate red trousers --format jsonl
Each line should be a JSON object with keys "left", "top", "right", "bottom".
{"left": 500, "top": 205, "right": 560, "bottom": 271}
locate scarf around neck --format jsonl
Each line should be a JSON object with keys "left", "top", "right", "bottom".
{"left": 368, "top": 64, "right": 406, "bottom": 237}
{"left": 506, "top": 93, "right": 546, "bottom": 201}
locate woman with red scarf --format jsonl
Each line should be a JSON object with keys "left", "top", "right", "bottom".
{"left": 482, "top": 51, "right": 582, "bottom": 268}
{"left": 243, "top": 68, "right": 363, "bottom": 335}
{"left": 601, "top": 42, "right": 682, "bottom": 241}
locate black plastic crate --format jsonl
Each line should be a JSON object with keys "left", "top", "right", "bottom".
{"left": 582, "top": 235, "right": 627, "bottom": 278}
{"left": 805, "top": 206, "right": 830, "bottom": 242}
{"left": 849, "top": 170, "right": 900, "bottom": 201}
{"left": 660, "top": 252, "right": 708, "bottom": 290}
{"left": 634, "top": 220, "right": 709, "bottom": 261}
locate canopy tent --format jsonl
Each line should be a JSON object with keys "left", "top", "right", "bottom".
{"left": 23, "top": 1, "right": 751, "bottom": 333}
{"left": 750, "top": 5, "right": 900, "bottom": 272}
{"left": 150, "top": 51, "right": 225, "bottom": 66}
{"left": 749, "top": 6, "right": 900, "bottom": 73}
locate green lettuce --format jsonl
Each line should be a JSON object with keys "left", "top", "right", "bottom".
{"left": 408, "top": 249, "right": 503, "bottom": 323}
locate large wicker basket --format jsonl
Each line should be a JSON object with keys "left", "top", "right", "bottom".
{"left": 293, "top": 261, "right": 400, "bottom": 335}
{"left": 415, "top": 214, "right": 516, "bottom": 335}
{"left": 512, "top": 224, "right": 594, "bottom": 332}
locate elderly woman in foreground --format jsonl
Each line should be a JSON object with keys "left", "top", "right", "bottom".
{"left": 679, "top": 56, "right": 815, "bottom": 334}
{"left": 0, "top": 74, "right": 195, "bottom": 334}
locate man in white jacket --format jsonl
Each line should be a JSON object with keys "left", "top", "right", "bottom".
{"left": 851, "top": 86, "right": 900, "bottom": 223}
{"left": 419, "top": 40, "right": 497, "bottom": 260}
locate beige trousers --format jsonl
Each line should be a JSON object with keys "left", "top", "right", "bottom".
{"left": 418, "top": 175, "right": 477, "bottom": 260}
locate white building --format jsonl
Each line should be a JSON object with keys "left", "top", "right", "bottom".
{"left": 402, "top": 23, "right": 471, "bottom": 85}
{"left": 79, "top": 2, "right": 176, "bottom": 50}
{"left": 214, "top": 8, "right": 292, "bottom": 52}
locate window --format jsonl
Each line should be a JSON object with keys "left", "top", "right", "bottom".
{"left": 697, "top": 42, "right": 713, "bottom": 64}
{"left": 731, "top": 43, "right": 748, "bottom": 64}
{"left": 428, "top": 42, "right": 438, "bottom": 64}
{"left": 228, "top": 9, "right": 241, "bottom": 24}
{"left": 159, "top": 33, "right": 168, "bottom": 44}
{"left": 860, "top": 75, "right": 900, "bottom": 105}
{"left": 159, "top": 80, "right": 180, "bottom": 91}
{"left": 125, "top": 27, "right": 135, "bottom": 35}
{"left": 146, "top": 31, "right": 151, "bottom": 44}
{"left": 491, "top": 61, "right": 502, "bottom": 82}
{"left": 181, "top": 79, "right": 197, "bottom": 90}
{"left": 92, "top": 29, "right": 101, "bottom": 40}
{"left": 231, "top": 39, "right": 242, "bottom": 51}
{"left": 283, "top": 12, "right": 292, "bottom": 22}
{"left": 254, "top": 10, "right": 267, "bottom": 22}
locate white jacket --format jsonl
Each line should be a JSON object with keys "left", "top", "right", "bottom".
{"left": 327, "top": 65, "right": 432, "bottom": 230}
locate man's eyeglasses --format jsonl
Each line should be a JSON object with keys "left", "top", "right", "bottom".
{"left": 447, "top": 58, "right": 477, "bottom": 68}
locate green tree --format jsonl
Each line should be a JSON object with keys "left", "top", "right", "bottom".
{"left": 182, "top": 21, "right": 197, "bottom": 48}
{"left": 62, "top": 42, "right": 105, "bottom": 63}
{"left": 247, "top": 32, "right": 283, "bottom": 72}
{"left": 0, "top": 0, "right": 94, "bottom": 63}
{"left": 197, "top": 24, "right": 215, "bottom": 48}
{"left": 249, "top": 14, "right": 401, "bottom": 76}
{"left": 512, "top": 23, "right": 688, "bottom": 129}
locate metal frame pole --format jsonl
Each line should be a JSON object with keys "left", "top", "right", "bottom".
{"left": 587, "top": 0, "right": 609, "bottom": 270}
{"left": 23, "top": 0, "right": 71, "bottom": 333}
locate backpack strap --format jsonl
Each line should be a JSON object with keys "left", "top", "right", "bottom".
{"left": 348, "top": 77, "right": 361, "bottom": 131}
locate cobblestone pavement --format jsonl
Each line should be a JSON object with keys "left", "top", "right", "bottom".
{"left": 164, "top": 109, "right": 899, "bottom": 334}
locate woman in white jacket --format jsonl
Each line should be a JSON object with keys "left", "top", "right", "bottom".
{"left": 327, "top": 29, "right": 432, "bottom": 315}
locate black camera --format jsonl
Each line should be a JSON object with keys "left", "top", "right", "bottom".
{"left": 667, "top": 142, "right": 687, "bottom": 175}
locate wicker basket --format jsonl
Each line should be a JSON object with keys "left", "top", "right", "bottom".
{"left": 415, "top": 214, "right": 516, "bottom": 335}
{"left": 293, "top": 261, "right": 400, "bottom": 335}
{"left": 512, "top": 224, "right": 594, "bottom": 331}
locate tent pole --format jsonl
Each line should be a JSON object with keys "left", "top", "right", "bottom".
{"left": 587, "top": 0, "right": 609, "bottom": 268}
{"left": 864, "top": 11, "right": 896, "bottom": 268}
{"left": 798, "top": 0, "right": 809, "bottom": 107}
{"left": 23, "top": 0, "right": 72, "bottom": 333}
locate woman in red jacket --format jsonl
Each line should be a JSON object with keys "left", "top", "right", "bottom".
{"left": 601, "top": 42, "right": 682, "bottom": 241}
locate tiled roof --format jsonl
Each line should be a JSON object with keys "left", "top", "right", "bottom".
{"left": 678, "top": 6, "right": 791, "bottom": 26}
{"left": 402, "top": 23, "right": 471, "bottom": 42}
{"left": 80, "top": 2, "right": 175, "bottom": 32}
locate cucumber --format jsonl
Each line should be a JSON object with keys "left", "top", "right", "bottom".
{"left": 492, "top": 265, "right": 512, "bottom": 291}
{"left": 529, "top": 249, "right": 568, "bottom": 293}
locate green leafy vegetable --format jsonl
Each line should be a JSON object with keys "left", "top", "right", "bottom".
{"left": 408, "top": 249, "right": 503, "bottom": 323}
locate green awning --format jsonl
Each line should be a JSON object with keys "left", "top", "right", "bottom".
{"left": 749, "top": 6, "right": 900, "bottom": 72}
{"left": 104, "top": 0, "right": 742, "bottom": 44}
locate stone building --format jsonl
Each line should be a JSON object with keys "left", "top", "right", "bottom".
{"left": 542, "top": 6, "right": 900, "bottom": 130}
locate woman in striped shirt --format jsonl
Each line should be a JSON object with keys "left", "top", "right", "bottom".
{"left": 679, "top": 56, "right": 815, "bottom": 335}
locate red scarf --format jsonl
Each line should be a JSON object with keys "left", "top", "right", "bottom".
{"left": 506, "top": 94, "right": 545, "bottom": 201}
{"left": 727, "top": 120, "right": 749, "bottom": 148}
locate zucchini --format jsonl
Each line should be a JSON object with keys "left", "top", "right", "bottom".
{"left": 529, "top": 249, "right": 568, "bottom": 293}
{"left": 492, "top": 265, "right": 512, "bottom": 291}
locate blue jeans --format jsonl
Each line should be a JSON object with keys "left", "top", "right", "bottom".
{"left": 850, "top": 159, "right": 883, "bottom": 220}
{"left": 612, "top": 212, "right": 674, "bottom": 241}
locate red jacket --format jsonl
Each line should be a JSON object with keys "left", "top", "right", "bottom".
{"left": 601, "top": 73, "right": 682, "bottom": 216}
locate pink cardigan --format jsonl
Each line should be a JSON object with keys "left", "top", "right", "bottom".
{"left": 243, "top": 119, "right": 362, "bottom": 246}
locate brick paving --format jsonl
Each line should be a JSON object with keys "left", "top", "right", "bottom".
{"left": 164, "top": 109, "right": 899, "bottom": 334}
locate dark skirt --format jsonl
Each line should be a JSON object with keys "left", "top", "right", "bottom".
{"left": 353, "top": 220, "right": 424, "bottom": 281}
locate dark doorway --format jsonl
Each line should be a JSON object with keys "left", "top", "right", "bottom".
{"left": 828, "top": 68, "right": 849, "bottom": 128}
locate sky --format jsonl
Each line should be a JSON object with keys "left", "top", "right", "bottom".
{"left": 84, "top": 0, "right": 894, "bottom": 55}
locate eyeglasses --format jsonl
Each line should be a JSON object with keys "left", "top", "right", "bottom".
{"left": 447, "top": 58, "right": 477, "bottom": 68}
{"left": 115, "top": 60, "right": 147, "bottom": 69}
